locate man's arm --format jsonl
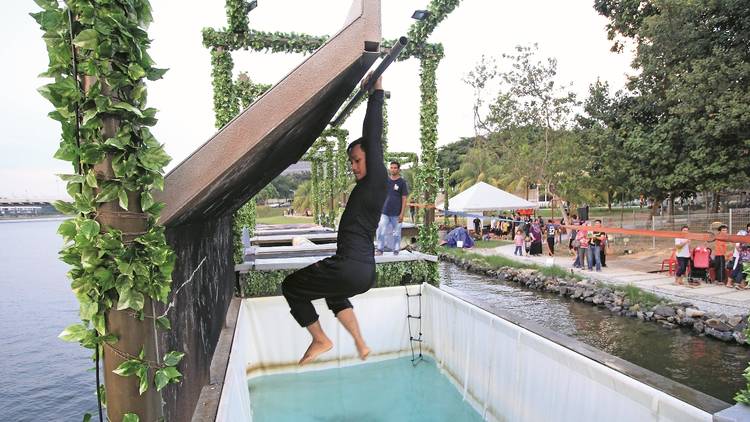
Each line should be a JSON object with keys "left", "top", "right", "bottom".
{"left": 399, "top": 194, "right": 408, "bottom": 223}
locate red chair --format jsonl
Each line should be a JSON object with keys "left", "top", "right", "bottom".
{"left": 662, "top": 249, "right": 677, "bottom": 275}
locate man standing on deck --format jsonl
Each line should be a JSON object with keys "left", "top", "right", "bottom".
{"left": 281, "top": 74, "right": 387, "bottom": 365}
{"left": 375, "top": 161, "right": 409, "bottom": 255}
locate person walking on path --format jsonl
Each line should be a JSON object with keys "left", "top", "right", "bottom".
{"left": 715, "top": 225, "right": 730, "bottom": 286}
{"left": 281, "top": 74, "right": 387, "bottom": 365}
{"left": 674, "top": 225, "right": 691, "bottom": 286}
{"left": 514, "top": 229, "right": 525, "bottom": 256}
{"left": 375, "top": 160, "right": 409, "bottom": 255}
{"left": 587, "top": 219, "right": 606, "bottom": 272}
{"left": 574, "top": 220, "right": 589, "bottom": 268}
{"left": 546, "top": 219, "right": 557, "bottom": 256}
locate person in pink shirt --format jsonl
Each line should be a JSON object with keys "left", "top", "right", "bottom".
{"left": 574, "top": 221, "right": 589, "bottom": 269}
{"left": 514, "top": 229, "right": 525, "bottom": 256}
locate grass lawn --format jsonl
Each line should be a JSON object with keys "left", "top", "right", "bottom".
{"left": 440, "top": 246, "right": 575, "bottom": 279}
{"left": 473, "top": 239, "right": 512, "bottom": 248}
{"left": 256, "top": 215, "right": 313, "bottom": 225}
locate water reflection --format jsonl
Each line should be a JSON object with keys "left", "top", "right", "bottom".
{"left": 438, "top": 262, "right": 750, "bottom": 403}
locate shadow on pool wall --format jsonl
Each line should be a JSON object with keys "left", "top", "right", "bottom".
{"left": 208, "top": 285, "right": 729, "bottom": 422}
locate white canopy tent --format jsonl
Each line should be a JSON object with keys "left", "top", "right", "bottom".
{"left": 435, "top": 181, "right": 538, "bottom": 230}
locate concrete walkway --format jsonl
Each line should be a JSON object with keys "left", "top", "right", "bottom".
{"left": 482, "top": 244, "right": 750, "bottom": 315}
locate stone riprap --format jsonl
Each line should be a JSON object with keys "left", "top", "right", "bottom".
{"left": 439, "top": 253, "right": 749, "bottom": 345}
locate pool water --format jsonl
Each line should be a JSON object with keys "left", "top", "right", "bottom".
{"left": 247, "top": 356, "right": 484, "bottom": 422}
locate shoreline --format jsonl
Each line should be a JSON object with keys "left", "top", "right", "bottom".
{"left": 0, "top": 216, "right": 67, "bottom": 223}
{"left": 439, "top": 250, "right": 749, "bottom": 346}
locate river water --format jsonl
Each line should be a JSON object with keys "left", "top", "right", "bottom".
{"left": 1, "top": 220, "right": 747, "bottom": 419}
{"left": 439, "top": 261, "right": 750, "bottom": 404}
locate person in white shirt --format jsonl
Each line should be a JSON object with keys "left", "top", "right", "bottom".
{"left": 674, "top": 225, "right": 691, "bottom": 286}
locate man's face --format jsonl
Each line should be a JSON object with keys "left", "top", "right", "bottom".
{"left": 349, "top": 145, "right": 366, "bottom": 181}
{"left": 594, "top": 221, "right": 601, "bottom": 227}
{"left": 389, "top": 163, "right": 400, "bottom": 177}
{"left": 682, "top": 227, "right": 689, "bottom": 232}
{"left": 721, "top": 227, "right": 728, "bottom": 234}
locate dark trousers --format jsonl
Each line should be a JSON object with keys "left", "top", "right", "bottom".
{"left": 676, "top": 257, "right": 690, "bottom": 277}
{"left": 282, "top": 255, "right": 376, "bottom": 327}
{"left": 547, "top": 236, "right": 555, "bottom": 254}
{"left": 715, "top": 256, "right": 726, "bottom": 283}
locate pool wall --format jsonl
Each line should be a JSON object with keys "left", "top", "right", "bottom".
{"left": 213, "top": 285, "right": 721, "bottom": 421}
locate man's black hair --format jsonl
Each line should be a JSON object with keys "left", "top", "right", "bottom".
{"left": 347, "top": 137, "right": 365, "bottom": 155}
{"left": 682, "top": 225, "right": 689, "bottom": 230}
{"left": 390, "top": 161, "right": 401, "bottom": 168}
{"left": 594, "top": 219, "right": 602, "bottom": 223}
{"left": 719, "top": 225, "right": 728, "bottom": 231}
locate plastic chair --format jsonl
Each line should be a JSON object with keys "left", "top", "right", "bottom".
{"left": 661, "top": 249, "right": 677, "bottom": 275}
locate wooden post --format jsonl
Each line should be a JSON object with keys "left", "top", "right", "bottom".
{"left": 82, "top": 73, "right": 163, "bottom": 421}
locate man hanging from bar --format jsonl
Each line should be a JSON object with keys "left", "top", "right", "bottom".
{"left": 281, "top": 73, "right": 387, "bottom": 365}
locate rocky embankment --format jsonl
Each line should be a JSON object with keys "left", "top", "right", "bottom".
{"left": 440, "top": 253, "right": 749, "bottom": 345}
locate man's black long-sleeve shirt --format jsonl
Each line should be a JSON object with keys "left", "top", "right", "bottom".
{"left": 336, "top": 90, "right": 387, "bottom": 263}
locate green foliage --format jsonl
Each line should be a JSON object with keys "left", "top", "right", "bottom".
{"left": 595, "top": 0, "right": 750, "bottom": 210}
{"left": 225, "top": 0, "right": 250, "bottom": 34}
{"left": 203, "top": 28, "right": 328, "bottom": 53}
{"left": 736, "top": 316, "right": 750, "bottom": 405}
{"left": 210, "top": 48, "right": 238, "bottom": 128}
{"left": 240, "top": 261, "right": 439, "bottom": 297}
{"left": 33, "top": 0, "right": 181, "bottom": 417}
{"left": 417, "top": 56, "right": 442, "bottom": 256}
{"left": 437, "top": 137, "right": 475, "bottom": 176}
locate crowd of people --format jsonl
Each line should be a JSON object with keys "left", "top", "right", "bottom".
{"left": 673, "top": 223, "right": 750, "bottom": 289}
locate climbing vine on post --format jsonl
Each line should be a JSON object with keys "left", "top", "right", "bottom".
{"left": 33, "top": 0, "right": 183, "bottom": 420}
{"left": 443, "top": 168, "right": 450, "bottom": 226}
{"left": 416, "top": 54, "right": 442, "bottom": 256}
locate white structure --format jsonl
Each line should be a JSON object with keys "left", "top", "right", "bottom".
{"left": 215, "top": 285, "right": 720, "bottom": 421}
{"left": 436, "top": 181, "right": 538, "bottom": 229}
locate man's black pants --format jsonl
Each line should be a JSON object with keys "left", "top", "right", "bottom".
{"left": 281, "top": 255, "right": 376, "bottom": 327}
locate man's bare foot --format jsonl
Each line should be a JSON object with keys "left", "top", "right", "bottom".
{"left": 299, "top": 339, "right": 333, "bottom": 365}
{"left": 356, "top": 341, "right": 370, "bottom": 361}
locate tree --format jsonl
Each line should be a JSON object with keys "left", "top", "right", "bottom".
{"left": 464, "top": 45, "right": 579, "bottom": 213}
{"left": 437, "top": 137, "right": 475, "bottom": 176}
{"left": 595, "top": 0, "right": 750, "bottom": 212}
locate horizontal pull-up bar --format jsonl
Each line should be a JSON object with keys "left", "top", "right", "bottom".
{"left": 330, "top": 36, "right": 408, "bottom": 127}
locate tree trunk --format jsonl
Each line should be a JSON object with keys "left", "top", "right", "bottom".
{"left": 667, "top": 191, "right": 674, "bottom": 224}
{"left": 607, "top": 189, "right": 613, "bottom": 212}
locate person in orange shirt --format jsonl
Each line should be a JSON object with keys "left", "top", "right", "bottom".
{"left": 715, "top": 225, "right": 730, "bottom": 286}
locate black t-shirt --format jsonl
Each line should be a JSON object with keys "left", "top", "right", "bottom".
{"left": 590, "top": 231, "right": 604, "bottom": 247}
{"left": 382, "top": 177, "right": 409, "bottom": 216}
{"left": 336, "top": 91, "right": 387, "bottom": 263}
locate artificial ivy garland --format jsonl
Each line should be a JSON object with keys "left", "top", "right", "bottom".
{"left": 33, "top": 0, "right": 183, "bottom": 420}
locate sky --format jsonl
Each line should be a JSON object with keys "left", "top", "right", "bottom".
{"left": 1, "top": 0, "right": 634, "bottom": 200}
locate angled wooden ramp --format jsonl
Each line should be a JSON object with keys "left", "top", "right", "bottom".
{"left": 156, "top": 0, "right": 381, "bottom": 227}
{"left": 153, "top": 2, "right": 383, "bottom": 421}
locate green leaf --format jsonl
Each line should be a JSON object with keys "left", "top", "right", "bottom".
{"left": 162, "top": 351, "right": 184, "bottom": 367}
{"left": 57, "top": 219, "right": 77, "bottom": 242}
{"left": 80, "top": 219, "right": 100, "bottom": 239}
{"left": 59, "top": 323, "right": 89, "bottom": 342}
{"left": 161, "top": 366, "right": 181, "bottom": 380}
{"left": 95, "top": 182, "right": 120, "bottom": 203}
{"left": 154, "top": 368, "right": 169, "bottom": 391}
{"left": 118, "top": 188, "right": 129, "bottom": 210}
{"left": 127, "top": 63, "right": 146, "bottom": 80}
{"left": 140, "top": 191, "right": 154, "bottom": 212}
{"left": 73, "top": 29, "right": 99, "bottom": 50}
{"left": 85, "top": 171, "right": 98, "bottom": 188}
{"left": 83, "top": 413, "right": 92, "bottom": 422}
{"left": 112, "top": 101, "right": 143, "bottom": 117}
{"left": 52, "top": 200, "right": 77, "bottom": 215}
{"left": 117, "top": 287, "right": 145, "bottom": 311}
{"left": 113, "top": 360, "right": 141, "bottom": 377}
{"left": 79, "top": 300, "right": 98, "bottom": 321}
{"left": 122, "top": 413, "right": 139, "bottom": 422}
{"left": 137, "top": 365, "right": 149, "bottom": 395}
{"left": 146, "top": 67, "right": 168, "bottom": 81}
{"left": 155, "top": 316, "right": 171, "bottom": 331}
